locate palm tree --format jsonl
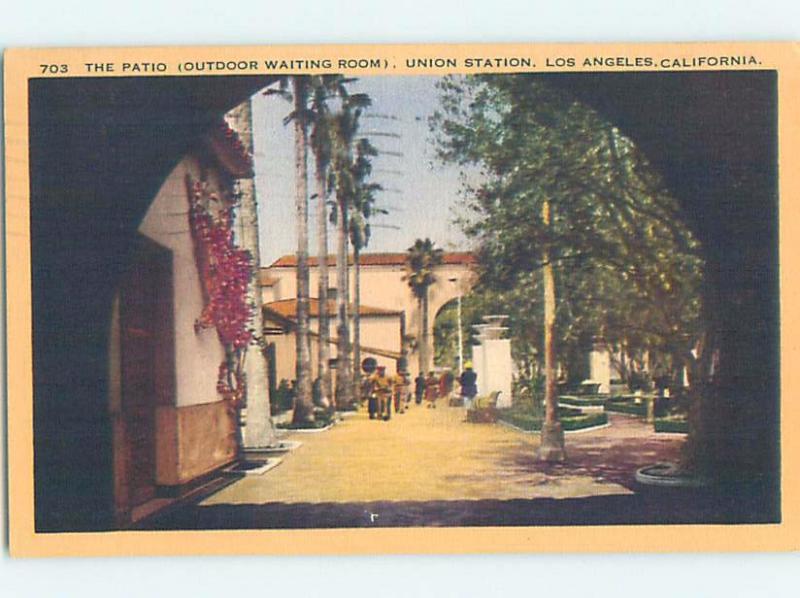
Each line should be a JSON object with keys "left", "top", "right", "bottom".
{"left": 308, "top": 76, "right": 346, "bottom": 411}
{"left": 329, "top": 90, "right": 372, "bottom": 407}
{"left": 225, "top": 99, "right": 277, "bottom": 448}
{"left": 348, "top": 138, "right": 382, "bottom": 395}
{"left": 405, "top": 238, "right": 444, "bottom": 376}
{"left": 266, "top": 76, "right": 315, "bottom": 425}
{"left": 292, "top": 76, "right": 316, "bottom": 424}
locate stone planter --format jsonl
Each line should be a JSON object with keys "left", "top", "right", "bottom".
{"left": 635, "top": 462, "right": 709, "bottom": 488}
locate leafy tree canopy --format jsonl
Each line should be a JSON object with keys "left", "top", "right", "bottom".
{"left": 431, "top": 75, "right": 704, "bottom": 384}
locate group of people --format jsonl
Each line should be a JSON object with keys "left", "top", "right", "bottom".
{"left": 365, "top": 366, "right": 410, "bottom": 421}
{"left": 364, "top": 362, "right": 479, "bottom": 420}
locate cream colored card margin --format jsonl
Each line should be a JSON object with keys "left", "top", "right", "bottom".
{"left": 4, "top": 42, "right": 799, "bottom": 557}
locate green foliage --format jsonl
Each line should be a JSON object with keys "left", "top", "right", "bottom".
{"left": 271, "top": 379, "right": 295, "bottom": 414}
{"left": 433, "top": 300, "right": 460, "bottom": 368}
{"left": 498, "top": 408, "right": 608, "bottom": 432}
{"left": 431, "top": 75, "right": 705, "bottom": 384}
{"left": 405, "top": 238, "right": 444, "bottom": 300}
{"left": 277, "top": 409, "right": 335, "bottom": 430}
{"left": 654, "top": 416, "right": 689, "bottom": 434}
{"left": 348, "top": 138, "right": 384, "bottom": 251}
{"left": 558, "top": 395, "right": 608, "bottom": 407}
{"left": 330, "top": 90, "right": 375, "bottom": 219}
{"left": 604, "top": 398, "right": 648, "bottom": 416}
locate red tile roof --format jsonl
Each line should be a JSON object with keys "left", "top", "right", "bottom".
{"left": 268, "top": 251, "right": 476, "bottom": 268}
{"left": 264, "top": 298, "right": 402, "bottom": 319}
{"left": 257, "top": 270, "right": 279, "bottom": 287}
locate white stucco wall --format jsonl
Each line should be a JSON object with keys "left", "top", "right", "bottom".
{"left": 265, "top": 312, "right": 403, "bottom": 384}
{"left": 138, "top": 154, "right": 227, "bottom": 408}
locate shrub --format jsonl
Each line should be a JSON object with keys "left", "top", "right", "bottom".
{"left": 277, "top": 409, "right": 335, "bottom": 430}
{"left": 654, "top": 417, "right": 689, "bottom": 434}
{"left": 604, "top": 398, "right": 648, "bottom": 416}
{"left": 559, "top": 395, "right": 608, "bottom": 407}
{"left": 498, "top": 409, "right": 608, "bottom": 432}
{"left": 271, "top": 379, "right": 295, "bottom": 414}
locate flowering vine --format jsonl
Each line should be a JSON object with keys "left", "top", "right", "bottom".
{"left": 186, "top": 174, "right": 254, "bottom": 407}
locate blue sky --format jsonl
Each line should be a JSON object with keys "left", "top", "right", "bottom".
{"left": 251, "top": 76, "right": 473, "bottom": 266}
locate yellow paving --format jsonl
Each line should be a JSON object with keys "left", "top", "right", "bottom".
{"left": 202, "top": 402, "right": 635, "bottom": 506}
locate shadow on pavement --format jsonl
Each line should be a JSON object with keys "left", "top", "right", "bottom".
{"left": 139, "top": 482, "right": 778, "bottom": 530}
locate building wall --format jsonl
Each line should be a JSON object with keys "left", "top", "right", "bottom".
{"left": 139, "top": 155, "right": 227, "bottom": 409}
{"left": 264, "top": 261, "right": 475, "bottom": 377}
{"left": 264, "top": 313, "right": 403, "bottom": 387}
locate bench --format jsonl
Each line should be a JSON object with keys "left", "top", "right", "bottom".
{"left": 465, "top": 391, "right": 502, "bottom": 423}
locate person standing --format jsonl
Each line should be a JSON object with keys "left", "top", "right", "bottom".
{"left": 459, "top": 361, "right": 478, "bottom": 409}
{"left": 414, "top": 372, "right": 425, "bottom": 405}
{"left": 425, "top": 371, "right": 439, "bottom": 408}
{"left": 374, "top": 366, "right": 393, "bottom": 420}
{"left": 367, "top": 368, "right": 381, "bottom": 419}
{"left": 393, "top": 369, "right": 408, "bottom": 414}
{"left": 438, "top": 371, "right": 449, "bottom": 402}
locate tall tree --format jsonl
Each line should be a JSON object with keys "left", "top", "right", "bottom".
{"left": 405, "top": 238, "right": 444, "bottom": 376}
{"left": 330, "top": 90, "right": 372, "bottom": 407}
{"left": 226, "top": 99, "right": 277, "bottom": 448}
{"left": 308, "top": 75, "right": 350, "bottom": 410}
{"left": 538, "top": 198, "right": 564, "bottom": 460}
{"left": 432, "top": 75, "right": 703, "bottom": 461}
{"left": 292, "top": 76, "right": 315, "bottom": 424}
{"left": 349, "top": 138, "right": 382, "bottom": 394}
{"left": 267, "top": 76, "right": 315, "bottom": 424}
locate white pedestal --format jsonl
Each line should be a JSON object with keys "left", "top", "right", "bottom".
{"left": 472, "top": 339, "right": 513, "bottom": 408}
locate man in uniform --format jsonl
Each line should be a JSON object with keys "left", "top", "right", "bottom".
{"left": 371, "top": 365, "right": 393, "bottom": 420}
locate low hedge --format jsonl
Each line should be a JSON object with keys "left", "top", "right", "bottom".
{"left": 559, "top": 395, "right": 608, "bottom": 407}
{"left": 277, "top": 411, "right": 335, "bottom": 430}
{"left": 654, "top": 418, "right": 689, "bottom": 434}
{"left": 604, "top": 401, "right": 647, "bottom": 416}
{"left": 498, "top": 410, "right": 608, "bottom": 432}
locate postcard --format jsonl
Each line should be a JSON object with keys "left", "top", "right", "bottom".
{"left": 4, "top": 42, "right": 798, "bottom": 556}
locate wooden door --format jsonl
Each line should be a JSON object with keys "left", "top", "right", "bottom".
{"left": 120, "top": 237, "right": 174, "bottom": 507}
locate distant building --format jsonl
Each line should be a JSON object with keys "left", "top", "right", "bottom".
{"left": 263, "top": 298, "right": 404, "bottom": 383}
{"left": 260, "top": 252, "right": 477, "bottom": 380}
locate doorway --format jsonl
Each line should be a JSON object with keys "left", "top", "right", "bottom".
{"left": 119, "top": 236, "right": 174, "bottom": 507}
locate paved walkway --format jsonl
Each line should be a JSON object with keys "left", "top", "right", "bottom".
{"left": 203, "top": 403, "right": 680, "bottom": 506}
{"left": 142, "top": 403, "right": 777, "bottom": 529}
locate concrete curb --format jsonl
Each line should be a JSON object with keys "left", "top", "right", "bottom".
{"left": 223, "top": 457, "right": 283, "bottom": 476}
{"left": 496, "top": 419, "right": 611, "bottom": 436}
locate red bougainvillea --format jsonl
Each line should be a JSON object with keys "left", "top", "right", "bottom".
{"left": 187, "top": 175, "right": 254, "bottom": 405}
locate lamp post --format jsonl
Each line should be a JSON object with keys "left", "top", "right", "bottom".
{"left": 449, "top": 277, "right": 464, "bottom": 375}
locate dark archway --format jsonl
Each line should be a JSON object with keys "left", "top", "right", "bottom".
{"left": 29, "top": 75, "right": 277, "bottom": 531}
{"left": 27, "top": 70, "right": 780, "bottom": 531}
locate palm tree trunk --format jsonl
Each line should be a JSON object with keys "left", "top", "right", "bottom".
{"left": 335, "top": 197, "right": 353, "bottom": 408}
{"left": 419, "top": 295, "right": 429, "bottom": 375}
{"left": 538, "top": 198, "right": 565, "bottom": 461}
{"left": 353, "top": 243, "right": 362, "bottom": 394}
{"left": 226, "top": 99, "right": 277, "bottom": 447}
{"left": 315, "top": 159, "right": 332, "bottom": 410}
{"left": 291, "top": 76, "right": 314, "bottom": 425}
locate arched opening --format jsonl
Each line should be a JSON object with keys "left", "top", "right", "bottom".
{"left": 432, "top": 298, "right": 461, "bottom": 371}
{"left": 29, "top": 75, "right": 276, "bottom": 531}
{"left": 26, "top": 70, "right": 780, "bottom": 531}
